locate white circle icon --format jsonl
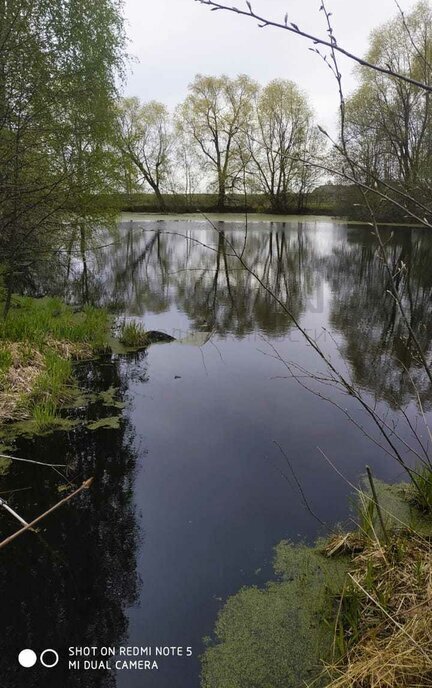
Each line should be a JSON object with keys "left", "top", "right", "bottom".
{"left": 40, "top": 649, "right": 59, "bottom": 668}
{"left": 18, "top": 649, "right": 37, "bottom": 668}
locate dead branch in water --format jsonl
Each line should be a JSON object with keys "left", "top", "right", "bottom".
{"left": 0, "top": 478, "right": 94, "bottom": 550}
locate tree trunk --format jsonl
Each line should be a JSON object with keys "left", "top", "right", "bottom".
{"left": 154, "top": 186, "right": 165, "bottom": 211}
{"left": 217, "top": 184, "right": 226, "bottom": 211}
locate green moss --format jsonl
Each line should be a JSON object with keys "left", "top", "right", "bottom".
{"left": 0, "top": 416, "right": 79, "bottom": 440}
{"left": 201, "top": 542, "right": 348, "bottom": 688}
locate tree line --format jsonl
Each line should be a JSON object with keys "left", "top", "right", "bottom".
{"left": 2, "top": 0, "right": 432, "bottom": 307}
{"left": 117, "top": 2, "right": 432, "bottom": 220}
{"left": 116, "top": 76, "right": 323, "bottom": 213}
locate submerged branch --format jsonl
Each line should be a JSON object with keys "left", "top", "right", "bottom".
{"left": 0, "top": 478, "right": 94, "bottom": 551}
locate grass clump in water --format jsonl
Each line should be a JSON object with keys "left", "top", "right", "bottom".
{"left": 119, "top": 320, "right": 149, "bottom": 348}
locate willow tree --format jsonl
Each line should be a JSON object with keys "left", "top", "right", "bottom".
{"left": 246, "top": 79, "right": 322, "bottom": 212}
{"left": 0, "top": 0, "right": 126, "bottom": 313}
{"left": 345, "top": 1, "right": 432, "bottom": 195}
{"left": 116, "top": 98, "right": 172, "bottom": 210}
{"left": 177, "top": 74, "right": 258, "bottom": 210}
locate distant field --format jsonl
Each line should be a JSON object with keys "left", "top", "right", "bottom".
{"left": 98, "top": 192, "right": 336, "bottom": 215}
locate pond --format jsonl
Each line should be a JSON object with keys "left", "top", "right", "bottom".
{"left": 1, "top": 217, "right": 431, "bottom": 687}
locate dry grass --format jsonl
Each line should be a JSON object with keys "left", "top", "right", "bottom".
{"left": 0, "top": 338, "right": 91, "bottom": 423}
{"left": 44, "top": 336, "right": 93, "bottom": 360}
{"left": 0, "top": 343, "right": 45, "bottom": 421}
{"left": 327, "top": 535, "right": 432, "bottom": 688}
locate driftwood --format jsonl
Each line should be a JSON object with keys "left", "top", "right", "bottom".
{"left": 0, "top": 478, "right": 94, "bottom": 550}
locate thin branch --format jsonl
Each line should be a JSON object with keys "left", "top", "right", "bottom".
{"left": 195, "top": 0, "right": 432, "bottom": 93}
{"left": 0, "top": 478, "right": 94, "bottom": 551}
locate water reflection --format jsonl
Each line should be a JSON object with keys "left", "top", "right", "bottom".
{"left": 327, "top": 228, "right": 432, "bottom": 408}
{"left": 0, "top": 357, "right": 139, "bottom": 687}
{"left": 63, "top": 218, "right": 432, "bottom": 408}
{"left": 4, "top": 218, "right": 432, "bottom": 688}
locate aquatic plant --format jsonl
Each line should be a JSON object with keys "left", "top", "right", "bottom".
{"left": 201, "top": 542, "right": 348, "bottom": 688}
{"left": 119, "top": 320, "right": 149, "bottom": 348}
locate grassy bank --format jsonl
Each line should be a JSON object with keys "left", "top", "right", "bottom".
{"left": 202, "top": 481, "right": 432, "bottom": 688}
{"left": 0, "top": 296, "right": 110, "bottom": 431}
{"left": 102, "top": 191, "right": 335, "bottom": 216}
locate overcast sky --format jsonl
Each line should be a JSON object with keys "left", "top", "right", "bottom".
{"left": 123, "top": 0, "right": 418, "bottom": 131}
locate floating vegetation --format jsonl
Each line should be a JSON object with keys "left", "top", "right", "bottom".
{"left": 87, "top": 415, "right": 122, "bottom": 431}
{"left": 201, "top": 541, "right": 349, "bottom": 688}
{"left": 98, "top": 386, "right": 127, "bottom": 410}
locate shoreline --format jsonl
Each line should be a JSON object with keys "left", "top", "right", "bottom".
{"left": 118, "top": 211, "right": 427, "bottom": 228}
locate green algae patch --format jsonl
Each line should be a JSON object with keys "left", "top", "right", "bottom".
{"left": 0, "top": 456, "right": 12, "bottom": 476}
{"left": 87, "top": 415, "right": 122, "bottom": 431}
{"left": 4, "top": 416, "right": 79, "bottom": 439}
{"left": 201, "top": 541, "right": 348, "bottom": 688}
{"left": 98, "top": 386, "right": 126, "bottom": 410}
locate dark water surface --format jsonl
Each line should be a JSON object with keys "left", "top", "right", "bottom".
{"left": 1, "top": 218, "right": 432, "bottom": 687}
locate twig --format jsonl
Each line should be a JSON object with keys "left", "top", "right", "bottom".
{"left": 0, "top": 498, "right": 29, "bottom": 527}
{"left": 366, "top": 465, "right": 390, "bottom": 545}
{"left": 0, "top": 478, "right": 94, "bottom": 550}
{"left": 274, "top": 440, "right": 325, "bottom": 525}
{"left": 195, "top": 0, "right": 432, "bottom": 93}
{"left": 0, "top": 452, "right": 66, "bottom": 467}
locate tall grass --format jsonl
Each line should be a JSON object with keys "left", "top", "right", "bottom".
{"left": 119, "top": 320, "right": 148, "bottom": 347}
{"left": 0, "top": 295, "right": 110, "bottom": 424}
{"left": 0, "top": 296, "right": 110, "bottom": 350}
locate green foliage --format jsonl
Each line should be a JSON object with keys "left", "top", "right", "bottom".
{"left": 0, "top": 347, "right": 12, "bottom": 378}
{"left": 116, "top": 98, "right": 172, "bottom": 206}
{"left": 177, "top": 74, "right": 258, "bottom": 208}
{"left": 0, "top": 0, "right": 126, "bottom": 299}
{"left": 343, "top": 0, "right": 432, "bottom": 214}
{"left": 411, "top": 465, "right": 432, "bottom": 513}
{"left": 29, "top": 353, "right": 73, "bottom": 407}
{"left": 119, "top": 320, "right": 149, "bottom": 348}
{"left": 0, "top": 296, "right": 110, "bottom": 350}
{"left": 31, "top": 401, "right": 62, "bottom": 433}
{"left": 0, "top": 295, "right": 110, "bottom": 427}
{"left": 201, "top": 542, "right": 348, "bottom": 688}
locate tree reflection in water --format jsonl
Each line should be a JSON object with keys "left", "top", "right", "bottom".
{"left": 0, "top": 357, "right": 140, "bottom": 687}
